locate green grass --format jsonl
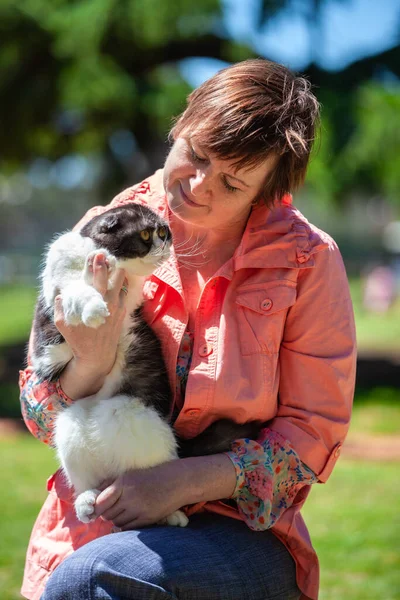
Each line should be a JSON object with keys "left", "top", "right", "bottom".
{"left": 0, "top": 285, "right": 37, "bottom": 346}
{"left": 351, "top": 388, "right": 400, "bottom": 436}
{"left": 303, "top": 461, "right": 400, "bottom": 600}
{"left": 349, "top": 278, "right": 400, "bottom": 353}
{"left": 0, "top": 436, "right": 57, "bottom": 600}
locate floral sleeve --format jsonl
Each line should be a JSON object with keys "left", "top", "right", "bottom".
{"left": 225, "top": 427, "right": 317, "bottom": 530}
{"left": 19, "top": 367, "right": 73, "bottom": 446}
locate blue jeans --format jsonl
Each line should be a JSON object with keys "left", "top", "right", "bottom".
{"left": 41, "top": 513, "right": 300, "bottom": 600}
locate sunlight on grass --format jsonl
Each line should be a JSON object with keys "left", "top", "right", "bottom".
{"left": 351, "top": 388, "right": 400, "bottom": 436}
{"left": 0, "top": 436, "right": 57, "bottom": 600}
{"left": 349, "top": 279, "right": 400, "bottom": 353}
{"left": 0, "top": 285, "right": 37, "bottom": 346}
{"left": 304, "top": 461, "right": 400, "bottom": 600}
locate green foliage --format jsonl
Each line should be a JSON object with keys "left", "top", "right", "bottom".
{"left": 0, "top": 0, "right": 399, "bottom": 206}
{"left": 0, "top": 0, "right": 232, "bottom": 168}
{"left": 339, "top": 82, "right": 400, "bottom": 203}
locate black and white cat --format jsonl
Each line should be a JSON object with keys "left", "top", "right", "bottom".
{"left": 31, "top": 202, "right": 262, "bottom": 526}
{"left": 31, "top": 204, "right": 189, "bottom": 527}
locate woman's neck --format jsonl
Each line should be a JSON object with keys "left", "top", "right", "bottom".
{"left": 170, "top": 213, "right": 249, "bottom": 273}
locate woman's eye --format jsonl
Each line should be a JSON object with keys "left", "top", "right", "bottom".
{"left": 158, "top": 226, "right": 167, "bottom": 239}
{"left": 190, "top": 146, "right": 208, "bottom": 163}
{"left": 222, "top": 177, "right": 239, "bottom": 193}
{"left": 140, "top": 229, "right": 151, "bottom": 241}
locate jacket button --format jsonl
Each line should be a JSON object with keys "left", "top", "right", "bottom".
{"left": 261, "top": 298, "right": 273, "bottom": 311}
{"left": 199, "top": 343, "right": 213, "bottom": 357}
{"left": 334, "top": 445, "right": 342, "bottom": 458}
{"left": 187, "top": 409, "right": 200, "bottom": 417}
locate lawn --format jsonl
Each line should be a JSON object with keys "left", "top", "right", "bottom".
{"left": 0, "top": 285, "right": 37, "bottom": 347}
{"left": 349, "top": 279, "right": 400, "bottom": 353}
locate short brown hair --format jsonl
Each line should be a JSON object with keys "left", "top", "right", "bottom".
{"left": 170, "top": 59, "right": 320, "bottom": 205}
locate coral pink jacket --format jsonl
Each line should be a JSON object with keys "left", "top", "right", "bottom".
{"left": 21, "top": 170, "right": 356, "bottom": 600}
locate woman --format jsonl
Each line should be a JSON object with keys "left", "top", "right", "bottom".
{"left": 20, "top": 59, "right": 356, "bottom": 600}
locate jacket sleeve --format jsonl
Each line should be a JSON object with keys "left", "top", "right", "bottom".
{"left": 225, "top": 428, "right": 317, "bottom": 530}
{"left": 19, "top": 179, "right": 155, "bottom": 443}
{"left": 19, "top": 368, "right": 74, "bottom": 446}
{"left": 225, "top": 237, "right": 356, "bottom": 531}
{"left": 269, "top": 237, "right": 356, "bottom": 482}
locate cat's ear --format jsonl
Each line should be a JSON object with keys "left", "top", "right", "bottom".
{"left": 98, "top": 213, "right": 120, "bottom": 233}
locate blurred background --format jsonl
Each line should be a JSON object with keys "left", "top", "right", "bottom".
{"left": 0, "top": 0, "right": 399, "bottom": 598}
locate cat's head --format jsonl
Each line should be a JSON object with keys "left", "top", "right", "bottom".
{"left": 80, "top": 204, "right": 172, "bottom": 276}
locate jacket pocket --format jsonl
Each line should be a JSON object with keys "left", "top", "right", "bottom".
{"left": 235, "top": 280, "right": 297, "bottom": 355}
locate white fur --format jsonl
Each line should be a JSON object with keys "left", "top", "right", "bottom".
{"left": 54, "top": 394, "right": 186, "bottom": 526}
{"left": 40, "top": 230, "right": 187, "bottom": 528}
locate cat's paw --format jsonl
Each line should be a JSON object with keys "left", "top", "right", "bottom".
{"left": 75, "top": 489, "right": 101, "bottom": 523}
{"left": 159, "top": 510, "right": 189, "bottom": 528}
{"left": 81, "top": 297, "right": 110, "bottom": 328}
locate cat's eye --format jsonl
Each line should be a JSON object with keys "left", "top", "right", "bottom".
{"left": 140, "top": 229, "right": 151, "bottom": 241}
{"left": 158, "top": 226, "right": 167, "bottom": 239}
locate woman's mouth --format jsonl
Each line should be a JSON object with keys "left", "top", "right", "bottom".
{"left": 179, "top": 183, "right": 204, "bottom": 208}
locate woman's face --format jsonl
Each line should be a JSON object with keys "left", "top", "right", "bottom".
{"left": 163, "top": 137, "right": 276, "bottom": 232}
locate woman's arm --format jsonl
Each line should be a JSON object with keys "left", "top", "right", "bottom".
{"left": 220, "top": 239, "right": 356, "bottom": 530}
{"left": 94, "top": 453, "right": 237, "bottom": 530}
{"left": 269, "top": 239, "right": 356, "bottom": 481}
{"left": 93, "top": 442, "right": 315, "bottom": 531}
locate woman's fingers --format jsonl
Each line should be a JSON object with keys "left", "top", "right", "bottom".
{"left": 53, "top": 296, "right": 66, "bottom": 334}
{"left": 107, "top": 269, "right": 127, "bottom": 305}
{"left": 94, "top": 484, "right": 122, "bottom": 517}
{"left": 92, "top": 253, "right": 109, "bottom": 297}
{"left": 100, "top": 505, "right": 126, "bottom": 523}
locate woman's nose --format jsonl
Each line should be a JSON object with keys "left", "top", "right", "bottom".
{"left": 190, "top": 168, "right": 209, "bottom": 196}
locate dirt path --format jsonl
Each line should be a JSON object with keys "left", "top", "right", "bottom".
{"left": 341, "top": 433, "right": 400, "bottom": 461}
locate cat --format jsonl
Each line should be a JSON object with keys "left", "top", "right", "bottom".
{"left": 31, "top": 202, "right": 263, "bottom": 527}
{"left": 31, "top": 203, "right": 188, "bottom": 527}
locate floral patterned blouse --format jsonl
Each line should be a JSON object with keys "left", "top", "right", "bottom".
{"left": 19, "top": 330, "right": 317, "bottom": 532}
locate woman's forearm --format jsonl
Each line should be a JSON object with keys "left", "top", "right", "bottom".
{"left": 173, "top": 454, "right": 237, "bottom": 506}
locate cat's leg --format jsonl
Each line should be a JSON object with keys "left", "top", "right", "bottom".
{"left": 74, "top": 488, "right": 102, "bottom": 523}
{"left": 55, "top": 405, "right": 105, "bottom": 523}
{"left": 159, "top": 510, "right": 189, "bottom": 527}
{"left": 61, "top": 462, "right": 104, "bottom": 523}
{"left": 61, "top": 281, "right": 109, "bottom": 328}
{"left": 89, "top": 397, "right": 189, "bottom": 528}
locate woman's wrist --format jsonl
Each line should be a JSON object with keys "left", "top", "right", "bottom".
{"left": 59, "top": 357, "right": 107, "bottom": 400}
{"left": 176, "top": 454, "right": 237, "bottom": 506}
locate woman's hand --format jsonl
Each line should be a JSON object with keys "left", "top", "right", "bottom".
{"left": 94, "top": 461, "right": 188, "bottom": 531}
{"left": 56, "top": 253, "right": 128, "bottom": 399}
{"left": 94, "top": 454, "right": 237, "bottom": 531}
